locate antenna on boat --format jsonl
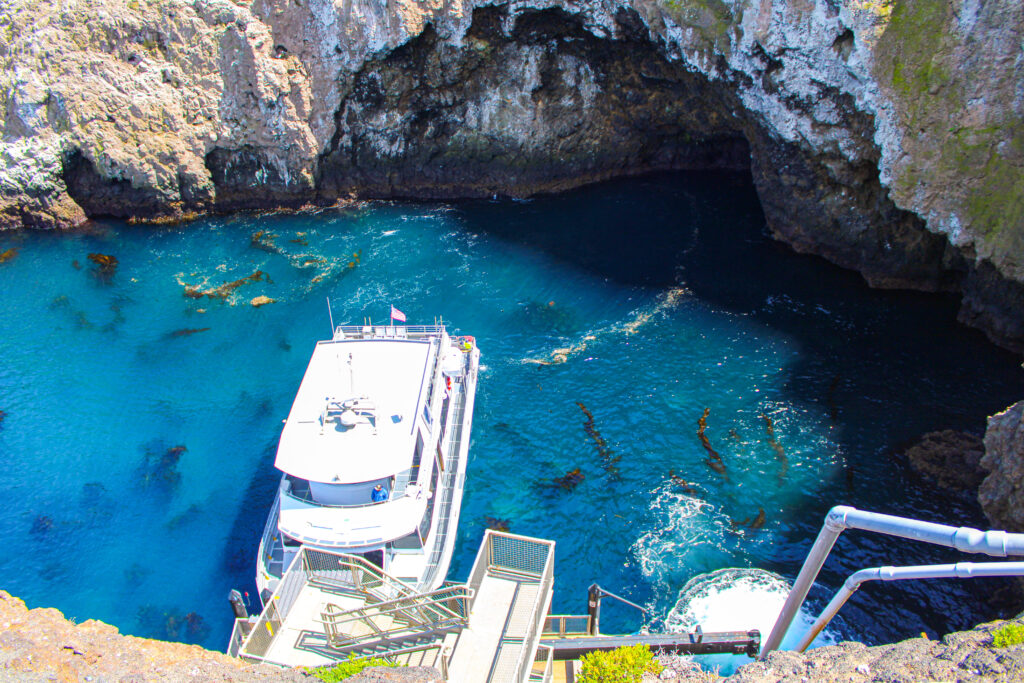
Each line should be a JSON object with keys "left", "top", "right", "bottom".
{"left": 326, "top": 297, "right": 335, "bottom": 335}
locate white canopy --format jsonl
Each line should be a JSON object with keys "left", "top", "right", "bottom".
{"left": 274, "top": 337, "right": 435, "bottom": 483}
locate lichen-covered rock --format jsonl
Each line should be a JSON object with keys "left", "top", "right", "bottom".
{"left": 0, "top": 590, "right": 309, "bottom": 681}
{"left": 981, "top": 400, "right": 1024, "bottom": 533}
{"left": 727, "top": 616, "right": 1024, "bottom": 683}
{"left": 2, "top": 0, "right": 1024, "bottom": 347}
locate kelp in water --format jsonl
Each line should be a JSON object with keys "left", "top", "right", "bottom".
{"left": 165, "top": 327, "right": 211, "bottom": 339}
{"left": 698, "top": 408, "right": 726, "bottom": 474}
{"left": 576, "top": 402, "right": 620, "bottom": 476}
{"left": 87, "top": 253, "right": 119, "bottom": 281}
{"left": 551, "top": 467, "right": 585, "bottom": 491}
{"left": 668, "top": 468, "right": 698, "bottom": 495}
{"left": 761, "top": 413, "right": 788, "bottom": 477}
{"left": 484, "top": 516, "right": 511, "bottom": 532}
{"left": 0, "top": 247, "right": 18, "bottom": 264}
{"left": 730, "top": 507, "right": 766, "bottom": 531}
{"left": 182, "top": 270, "right": 267, "bottom": 300}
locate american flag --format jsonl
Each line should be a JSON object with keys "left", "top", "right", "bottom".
{"left": 390, "top": 305, "right": 406, "bottom": 323}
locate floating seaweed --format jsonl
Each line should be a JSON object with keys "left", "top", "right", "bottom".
{"left": 71, "top": 259, "right": 81, "bottom": 269}
{"left": 551, "top": 467, "right": 585, "bottom": 491}
{"left": 289, "top": 233, "right": 309, "bottom": 246}
{"left": 124, "top": 563, "right": 151, "bottom": 588}
{"left": 165, "top": 327, "right": 211, "bottom": 339}
{"left": 75, "top": 311, "right": 93, "bottom": 330}
{"left": 761, "top": 414, "right": 788, "bottom": 477}
{"left": 87, "top": 253, "right": 119, "bottom": 281}
{"left": 484, "top": 516, "right": 511, "bottom": 532}
{"left": 576, "top": 402, "right": 620, "bottom": 477}
{"left": 137, "top": 605, "right": 209, "bottom": 644}
{"left": 182, "top": 270, "right": 267, "bottom": 300}
{"left": 139, "top": 443, "right": 186, "bottom": 490}
{"left": 49, "top": 295, "right": 71, "bottom": 310}
{"left": 0, "top": 409, "right": 5, "bottom": 426}
{"left": 730, "top": 508, "right": 766, "bottom": 531}
{"left": 167, "top": 503, "right": 203, "bottom": 530}
{"left": 0, "top": 247, "right": 19, "bottom": 264}
{"left": 698, "top": 408, "right": 727, "bottom": 474}
{"left": 250, "top": 230, "right": 281, "bottom": 254}
{"left": 31, "top": 514, "right": 54, "bottom": 535}
{"left": 668, "top": 468, "right": 697, "bottom": 495}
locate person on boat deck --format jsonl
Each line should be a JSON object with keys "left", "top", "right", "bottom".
{"left": 371, "top": 483, "right": 389, "bottom": 503}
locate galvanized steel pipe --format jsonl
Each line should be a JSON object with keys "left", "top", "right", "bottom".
{"left": 796, "top": 561, "right": 1024, "bottom": 652}
{"left": 759, "top": 506, "right": 1024, "bottom": 658}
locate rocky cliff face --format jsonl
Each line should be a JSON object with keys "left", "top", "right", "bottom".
{"left": 982, "top": 400, "right": 1024, "bottom": 534}
{"left": 1, "top": 0, "right": 1023, "bottom": 348}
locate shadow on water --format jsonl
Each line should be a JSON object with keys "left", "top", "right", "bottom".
{"left": 219, "top": 439, "right": 281, "bottom": 593}
{"left": 450, "top": 170, "right": 1024, "bottom": 642}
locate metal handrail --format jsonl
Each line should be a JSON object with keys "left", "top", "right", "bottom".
{"left": 331, "top": 324, "right": 446, "bottom": 341}
{"left": 762, "top": 505, "right": 1024, "bottom": 657}
{"left": 320, "top": 587, "right": 473, "bottom": 648}
{"left": 795, "top": 560, "right": 1024, "bottom": 652}
{"left": 320, "top": 584, "right": 473, "bottom": 629}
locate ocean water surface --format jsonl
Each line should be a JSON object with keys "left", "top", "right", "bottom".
{"left": 1, "top": 171, "right": 1022, "bottom": 668}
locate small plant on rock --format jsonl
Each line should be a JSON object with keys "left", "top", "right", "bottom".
{"left": 992, "top": 623, "right": 1024, "bottom": 648}
{"left": 578, "top": 644, "right": 663, "bottom": 683}
{"left": 310, "top": 656, "right": 398, "bottom": 682}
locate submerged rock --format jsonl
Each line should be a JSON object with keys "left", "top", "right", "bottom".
{"left": 905, "top": 430, "right": 986, "bottom": 493}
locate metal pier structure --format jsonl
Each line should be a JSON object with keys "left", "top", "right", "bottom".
{"left": 230, "top": 530, "right": 558, "bottom": 682}
{"left": 230, "top": 527, "right": 763, "bottom": 681}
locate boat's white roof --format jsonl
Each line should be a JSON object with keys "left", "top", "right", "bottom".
{"left": 275, "top": 338, "right": 434, "bottom": 483}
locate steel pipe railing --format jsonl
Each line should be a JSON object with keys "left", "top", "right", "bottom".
{"left": 796, "top": 561, "right": 1024, "bottom": 652}
{"left": 761, "top": 505, "right": 1024, "bottom": 657}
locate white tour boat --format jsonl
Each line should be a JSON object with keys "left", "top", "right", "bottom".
{"left": 255, "top": 322, "right": 480, "bottom": 605}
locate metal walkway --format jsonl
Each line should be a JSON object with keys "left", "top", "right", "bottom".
{"left": 229, "top": 530, "right": 557, "bottom": 683}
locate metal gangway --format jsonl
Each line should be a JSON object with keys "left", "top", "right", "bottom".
{"left": 229, "top": 531, "right": 558, "bottom": 683}
{"left": 762, "top": 505, "right": 1024, "bottom": 657}
{"left": 230, "top": 547, "right": 470, "bottom": 673}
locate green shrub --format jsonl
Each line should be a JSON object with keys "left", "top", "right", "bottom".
{"left": 992, "top": 623, "right": 1024, "bottom": 648}
{"left": 578, "top": 645, "right": 663, "bottom": 683}
{"left": 309, "top": 656, "right": 398, "bottom": 682}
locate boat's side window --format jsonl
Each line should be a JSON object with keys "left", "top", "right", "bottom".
{"left": 391, "top": 531, "right": 423, "bottom": 550}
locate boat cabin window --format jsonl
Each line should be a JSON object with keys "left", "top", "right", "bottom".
{"left": 391, "top": 531, "right": 422, "bottom": 550}
{"left": 308, "top": 477, "right": 391, "bottom": 505}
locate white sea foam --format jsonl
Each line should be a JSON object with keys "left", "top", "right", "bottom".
{"left": 663, "top": 567, "right": 838, "bottom": 674}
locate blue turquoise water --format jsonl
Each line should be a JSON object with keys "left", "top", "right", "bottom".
{"left": 1, "top": 172, "right": 1021, "bottom": 664}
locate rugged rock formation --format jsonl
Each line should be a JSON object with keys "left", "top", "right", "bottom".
{"left": 0, "top": 589, "right": 443, "bottom": 681}
{"left": 981, "top": 401, "right": 1024, "bottom": 534}
{"left": 905, "top": 429, "right": 987, "bottom": 493}
{"left": 1, "top": 0, "right": 1023, "bottom": 347}
{"left": 724, "top": 616, "right": 1024, "bottom": 683}
{"left": 0, "top": 590, "right": 308, "bottom": 681}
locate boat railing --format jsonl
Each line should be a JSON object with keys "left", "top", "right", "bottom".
{"left": 331, "top": 324, "right": 446, "bottom": 341}
{"left": 258, "top": 494, "right": 283, "bottom": 579}
{"left": 419, "top": 367, "right": 468, "bottom": 590}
